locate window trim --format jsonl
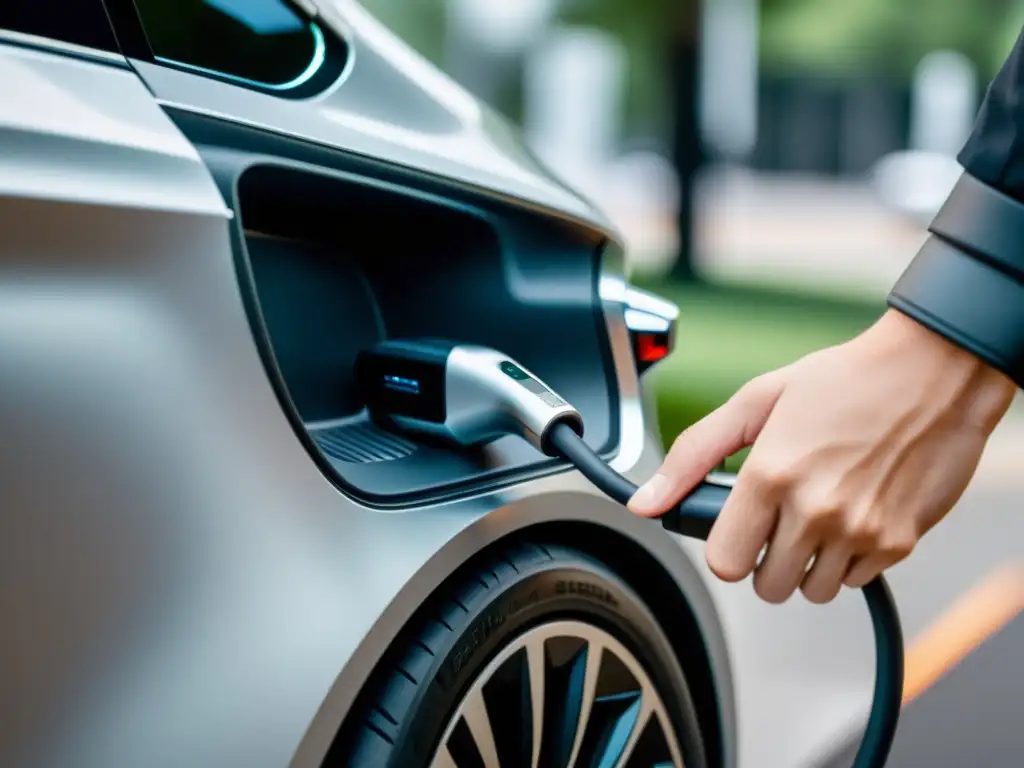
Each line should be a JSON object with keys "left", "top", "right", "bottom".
{"left": 0, "top": 27, "right": 128, "bottom": 67}
{"left": 103, "top": 0, "right": 349, "bottom": 99}
{"left": 152, "top": 20, "right": 328, "bottom": 93}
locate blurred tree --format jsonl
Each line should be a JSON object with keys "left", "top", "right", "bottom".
{"left": 558, "top": 0, "right": 704, "bottom": 281}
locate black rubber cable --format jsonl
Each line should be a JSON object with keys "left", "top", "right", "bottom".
{"left": 547, "top": 421, "right": 904, "bottom": 768}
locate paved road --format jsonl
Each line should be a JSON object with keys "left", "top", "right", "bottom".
{"left": 816, "top": 418, "right": 1024, "bottom": 768}
{"left": 823, "top": 614, "right": 1024, "bottom": 767}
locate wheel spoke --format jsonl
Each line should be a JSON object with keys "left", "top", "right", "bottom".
{"left": 526, "top": 636, "right": 545, "bottom": 768}
{"left": 573, "top": 646, "right": 651, "bottom": 768}
{"left": 482, "top": 647, "right": 533, "bottom": 767}
{"left": 461, "top": 687, "right": 502, "bottom": 768}
{"left": 536, "top": 636, "right": 590, "bottom": 766}
{"left": 429, "top": 745, "right": 458, "bottom": 768}
{"left": 566, "top": 640, "right": 604, "bottom": 768}
{"left": 620, "top": 710, "right": 682, "bottom": 768}
{"left": 660, "top": 711, "right": 686, "bottom": 768}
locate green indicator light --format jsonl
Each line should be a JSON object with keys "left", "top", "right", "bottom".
{"left": 500, "top": 361, "right": 530, "bottom": 381}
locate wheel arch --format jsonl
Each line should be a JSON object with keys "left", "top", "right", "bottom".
{"left": 322, "top": 514, "right": 733, "bottom": 768}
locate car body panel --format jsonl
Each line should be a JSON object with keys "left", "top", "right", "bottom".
{"left": 0, "top": 34, "right": 736, "bottom": 768}
{"left": 0, "top": 40, "right": 226, "bottom": 217}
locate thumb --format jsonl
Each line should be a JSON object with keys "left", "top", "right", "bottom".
{"left": 628, "top": 369, "right": 788, "bottom": 517}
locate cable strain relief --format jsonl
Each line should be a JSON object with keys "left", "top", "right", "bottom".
{"left": 540, "top": 414, "right": 584, "bottom": 457}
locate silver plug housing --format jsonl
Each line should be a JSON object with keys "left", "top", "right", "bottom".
{"left": 358, "top": 340, "right": 583, "bottom": 454}
{"left": 442, "top": 346, "right": 583, "bottom": 454}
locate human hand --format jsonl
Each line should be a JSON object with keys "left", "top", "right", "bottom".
{"left": 628, "top": 309, "right": 1016, "bottom": 604}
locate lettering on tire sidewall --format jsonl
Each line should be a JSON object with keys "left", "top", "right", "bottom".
{"left": 441, "top": 570, "right": 625, "bottom": 688}
{"left": 553, "top": 578, "right": 620, "bottom": 609}
{"left": 442, "top": 586, "right": 541, "bottom": 685}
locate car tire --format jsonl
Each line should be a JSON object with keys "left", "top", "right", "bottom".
{"left": 342, "top": 541, "right": 707, "bottom": 768}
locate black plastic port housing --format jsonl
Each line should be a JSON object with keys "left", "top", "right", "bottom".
{"left": 179, "top": 122, "right": 622, "bottom": 506}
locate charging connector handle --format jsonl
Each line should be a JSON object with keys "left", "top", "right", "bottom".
{"left": 546, "top": 421, "right": 904, "bottom": 768}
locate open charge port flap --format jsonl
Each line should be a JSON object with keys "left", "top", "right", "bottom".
{"left": 216, "top": 159, "right": 620, "bottom": 504}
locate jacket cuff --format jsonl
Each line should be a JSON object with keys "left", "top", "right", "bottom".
{"left": 888, "top": 234, "right": 1024, "bottom": 387}
{"left": 929, "top": 171, "right": 1024, "bottom": 279}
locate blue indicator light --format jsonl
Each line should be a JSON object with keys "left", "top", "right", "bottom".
{"left": 383, "top": 375, "right": 420, "bottom": 395}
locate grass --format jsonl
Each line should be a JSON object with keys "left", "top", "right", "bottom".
{"left": 631, "top": 276, "right": 887, "bottom": 470}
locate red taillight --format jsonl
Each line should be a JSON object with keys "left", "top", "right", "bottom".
{"left": 636, "top": 332, "right": 669, "bottom": 363}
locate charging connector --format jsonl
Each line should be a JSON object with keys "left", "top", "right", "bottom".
{"left": 358, "top": 340, "right": 903, "bottom": 768}
{"left": 357, "top": 339, "right": 583, "bottom": 453}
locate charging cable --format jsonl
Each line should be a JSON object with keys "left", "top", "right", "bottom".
{"left": 357, "top": 340, "right": 904, "bottom": 768}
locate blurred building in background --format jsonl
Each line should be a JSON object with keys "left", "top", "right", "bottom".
{"left": 357, "top": 0, "right": 1024, "bottom": 291}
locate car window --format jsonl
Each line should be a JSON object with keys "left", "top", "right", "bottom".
{"left": 0, "top": 1, "right": 120, "bottom": 54}
{"left": 133, "top": 0, "right": 326, "bottom": 91}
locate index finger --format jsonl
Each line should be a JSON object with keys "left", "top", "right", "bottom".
{"left": 629, "top": 370, "right": 787, "bottom": 517}
{"left": 705, "top": 461, "right": 781, "bottom": 583}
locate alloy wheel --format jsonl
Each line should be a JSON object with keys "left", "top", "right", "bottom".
{"left": 431, "top": 620, "right": 684, "bottom": 768}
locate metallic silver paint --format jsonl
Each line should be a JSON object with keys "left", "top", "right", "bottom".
{"left": 1, "top": 5, "right": 894, "bottom": 765}
{"left": 623, "top": 285, "right": 680, "bottom": 336}
{"left": 0, "top": 28, "right": 128, "bottom": 68}
{"left": 398, "top": 345, "right": 583, "bottom": 452}
{"left": 0, "top": 45, "right": 229, "bottom": 217}
{"left": 0, "top": 22, "right": 737, "bottom": 768}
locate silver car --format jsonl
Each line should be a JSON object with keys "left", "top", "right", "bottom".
{"left": 1, "top": 2, "right": 881, "bottom": 767}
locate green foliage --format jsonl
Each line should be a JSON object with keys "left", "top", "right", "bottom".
{"left": 761, "top": 0, "right": 1024, "bottom": 78}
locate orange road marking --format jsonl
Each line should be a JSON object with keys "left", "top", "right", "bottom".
{"left": 902, "top": 563, "right": 1024, "bottom": 704}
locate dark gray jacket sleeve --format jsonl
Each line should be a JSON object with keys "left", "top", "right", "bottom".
{"left": 958, "top": 28, "right": 1024, "bottom": 198}
{"left": 888, "top": 26, "right": 1024, "bottom": 386}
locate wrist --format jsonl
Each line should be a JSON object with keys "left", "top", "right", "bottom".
{"left": 875, "top": 308, "right": 1015, "bottom": 432}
